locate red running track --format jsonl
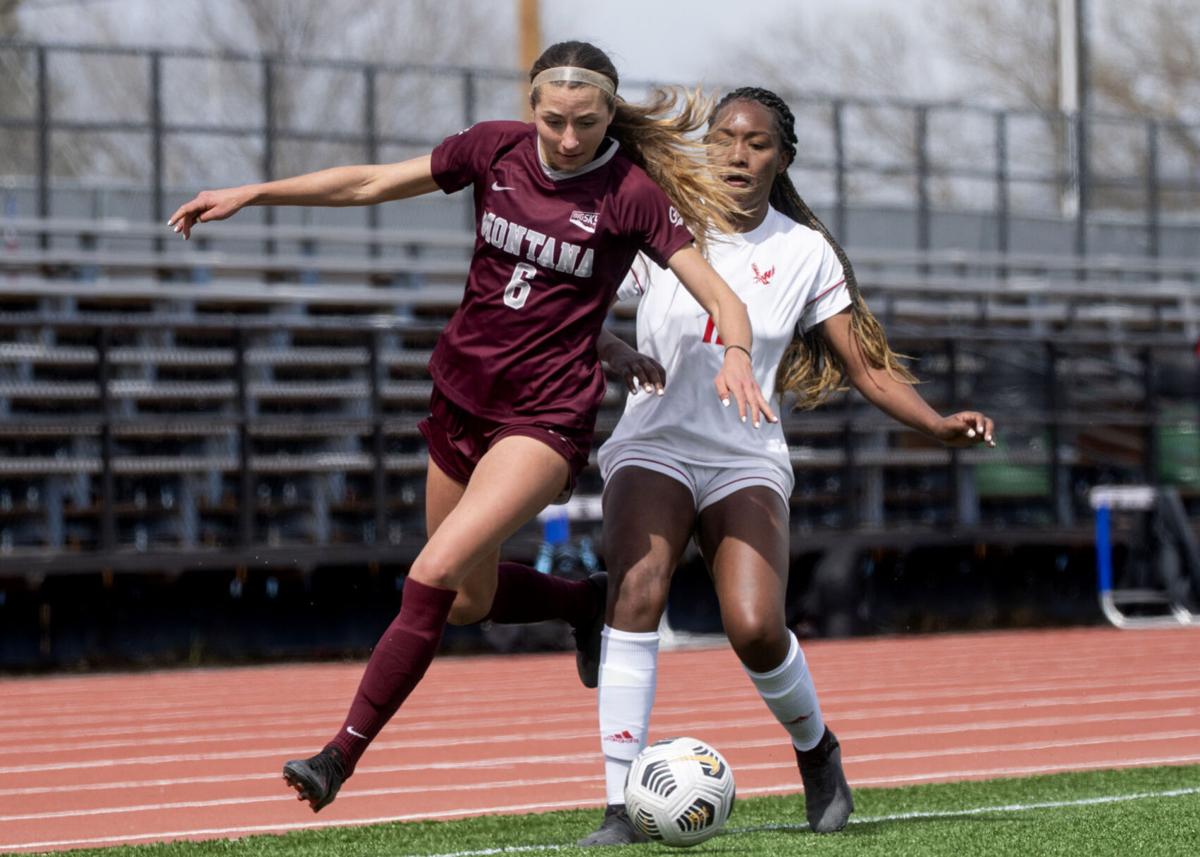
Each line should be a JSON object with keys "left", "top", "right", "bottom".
{"left": 1, "top": 625, "right": 1199, "bottom": 852}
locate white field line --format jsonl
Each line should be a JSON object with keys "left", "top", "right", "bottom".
{"left": 1, "top": 780, "right": 1197, "bottom": 854}
{"left": 5, "top": 731, "right": 1200, "bottom": 823}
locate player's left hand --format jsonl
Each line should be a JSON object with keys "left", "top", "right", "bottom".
{"left": 714, "top": 347, "right": 777, "bottom": 428}
{"left": 934, "top": 411, "right": 995, "bottom": 448}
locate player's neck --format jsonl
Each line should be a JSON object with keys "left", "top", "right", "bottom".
{"left": 731, "top": 202, "right": 770, "bottom": 234}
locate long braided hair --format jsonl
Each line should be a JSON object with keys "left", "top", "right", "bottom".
{"left": 530, "top": 42, "right": 744, "bottom": 252}
{"left": 710, "top": 87, "right": 916, "bottom": 409}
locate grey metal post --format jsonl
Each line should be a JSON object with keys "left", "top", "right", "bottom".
{"left": 842, "top": 396, "right": 858, "bottom": 529}
{"left": 261, "top": 58, "right": 276, "bottom": 256}
{"left": 994, "top": 111, "right": 1009, "bottom": 275}
{"left": 369, "top": 331, "right": 387, "bottom": 544}
{"left": 915, "top": 106, "right": 930, "bottom": 268}
{"left": 97, "top": 328, "right": 116, "bottom": 550}
{"left": 235, "top": 328, "right": 254, "bottom": 547}
{"left": 1074, "top": 0, "right": 1090, "bottom": 263}
{"left": 1142, "top": 347, "right": 1159, "bottom": 485}
{"left": 1045, "top": 342, "right": 1069, "bottom": 525}
{"left": 832, "top": 100, "right": 847, "bottom": 242}
{"left": 364, "top": 65, "right": 380, "bottom": 256}
{"left": 1146, "top": 119, "right": 1160, "bottom": 267}
{"left": 946, "top": 338, "right": 963, "bottom": 527}
{"left": 149, "top": 51, "right": 165, "bottom": 252}
{"left": 1074, "top": 111, "right": 1088, "bottom": 261}
{"left": 36, "top": 46, "right": 49, "bottom": 246}
{"left": 462, "top": 70, "right": 478, "bottom": 233}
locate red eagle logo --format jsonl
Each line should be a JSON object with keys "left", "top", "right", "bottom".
{"left": 752, "top": 263, "right": 775, "bottom": 285}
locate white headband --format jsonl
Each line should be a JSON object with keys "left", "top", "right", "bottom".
{"left": 531, "top": 66, "right": 616, "bottom": 97}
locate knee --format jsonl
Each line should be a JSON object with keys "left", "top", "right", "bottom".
{"left": 408, "top": 549, "right": 461, "bottom": 591}
{"left": 609, "top": 558, "right": 672, "bottom": 630}
{"left": 723, "top": 608, "right": 787, "bottom": 669}
{"left": 409, "top": 553, "right": 488, "bottom": 624}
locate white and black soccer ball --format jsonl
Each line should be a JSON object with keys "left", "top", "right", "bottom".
{"left": 623, "top": 736, "right": 735, "bottom": 847}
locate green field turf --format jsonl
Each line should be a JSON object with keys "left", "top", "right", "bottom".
{"left": 33, "top": 765, "right": 1200, "bottom": 857}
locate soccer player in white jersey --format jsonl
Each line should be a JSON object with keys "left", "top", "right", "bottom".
{"left": 578, "top": 88, "right": 997, "bottom": 845}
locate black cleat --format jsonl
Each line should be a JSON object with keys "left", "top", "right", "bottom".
{"left": 795, "top": 727, "right": 854, "bottom": 833}
{"left": 282, "top": 745, "right": 347, "bottom": 813}
{"left": 577, "top": 803, "right": 651, "bottom": 846}
{"left": 573, "top": 572, "right": 607, "bottom": 689}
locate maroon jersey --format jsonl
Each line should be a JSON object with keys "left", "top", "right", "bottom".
{"left": 428, "top": 121, "right": 693, "bottom": 430}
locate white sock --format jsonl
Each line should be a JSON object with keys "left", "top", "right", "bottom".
{"left": 597, "top": 625, "right": 660, "bottom": 806}
{"left": 744, "top": 632, "right": 826, "bottom": 751}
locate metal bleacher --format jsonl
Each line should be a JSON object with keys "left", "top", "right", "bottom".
{"left": 3, "top": 212, "right": 1199, "bottom": 581}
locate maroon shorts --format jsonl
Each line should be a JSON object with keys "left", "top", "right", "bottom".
{"left": 417, "top": 385, "right": 593, "bottom": 502}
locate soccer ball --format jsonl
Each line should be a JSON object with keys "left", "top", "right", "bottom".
{"left": 623, "top": 736, "right": 736, "bottom": 847}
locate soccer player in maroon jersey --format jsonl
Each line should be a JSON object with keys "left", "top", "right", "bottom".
{"left": 168, "top": 40, "right": 774, "bottom": 812}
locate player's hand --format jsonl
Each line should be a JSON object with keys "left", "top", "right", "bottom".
{"left": 714, "top": 346, "right": 777, "bottom": 428}
{"left": 607, "top": 347, "right": 666, "bottom": 396}
{"left": 167, "top": 187, "right": 251, "bottom": 239}
{"left": 934, "top": 411, "right": 995, "bottom": 448}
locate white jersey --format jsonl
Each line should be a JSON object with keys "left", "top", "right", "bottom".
{"left": 598, "top": 205, "right": 852, "bottom": 488}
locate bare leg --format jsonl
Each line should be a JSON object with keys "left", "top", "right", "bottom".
{"left": 603, "top": 468, "right": 697, "bottom": 631}
{"left": 698, "top": 486, "right": 853, "bottom": 833}
{"left": 579, "top": 468, "right": 696, "bottom": 846}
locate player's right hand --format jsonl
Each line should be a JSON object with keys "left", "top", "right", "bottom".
{"left": 167, "top": 187, "right": 250, "bottom": 240}
{"left": 607, "top": 347, "right": 666, "bottom": 396}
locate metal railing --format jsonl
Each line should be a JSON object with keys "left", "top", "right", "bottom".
{"left": 2, "top": 40, "right": 1199, "bottom": 258}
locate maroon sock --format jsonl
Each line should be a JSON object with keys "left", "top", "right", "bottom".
{"left": 484, "top": 561, "right": 599, "bottom": 627}
{"left": 326, "top": 578, "right": 457, "bottom": 775}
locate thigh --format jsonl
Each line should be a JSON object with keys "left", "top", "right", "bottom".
{"left": 409, "top": 434, "right": 569, "bottom": 590}
{"left": 697, "top": 485, "right": 791, "bottom": 672}
{"left": 603, "top": 466, "right": 697, "bottom": 632}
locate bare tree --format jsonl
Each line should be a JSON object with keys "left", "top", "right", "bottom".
{"left": 1, "top": 0, "right": 20, "bottom": 38}
{"left": 729, "top": 0, "right": 1199, "bottom": 215}
{"left": 6, "top": 1, "right": 515, "bottom": 192}
{"left": 189, "top": 0, "right": 515, "bottom": 181}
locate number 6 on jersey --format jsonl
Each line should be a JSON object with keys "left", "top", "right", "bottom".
{"left": 504, "top": 262, "right": 537, "bottom": 309}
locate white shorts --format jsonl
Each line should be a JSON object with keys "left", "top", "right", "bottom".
{"left": 599, "top": 442, "right": 791, "bottom": 513}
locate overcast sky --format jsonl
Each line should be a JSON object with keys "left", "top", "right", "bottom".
{"left": 16, "top": 0, "right": 945, "bottom": 96}
{"left": 541, "top": 0, "right": 888, "bottom": 86}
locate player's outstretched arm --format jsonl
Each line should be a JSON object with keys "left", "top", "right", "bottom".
{"left": 167, "top": 155, "right": 438, "bottom": 239}
{"left": 666, "top": 246, "right": 776, "bottom": 427}
{"left": 820, "top": 309, "right": 995, "bottom": 448}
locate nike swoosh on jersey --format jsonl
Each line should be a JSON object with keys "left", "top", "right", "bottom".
{"left": 491, "top": 181, "right": 516, "bottom": 191}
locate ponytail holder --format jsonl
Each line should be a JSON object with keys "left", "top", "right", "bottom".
{"left": 724, "top": 344, "right": 752, "bottom": 361}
